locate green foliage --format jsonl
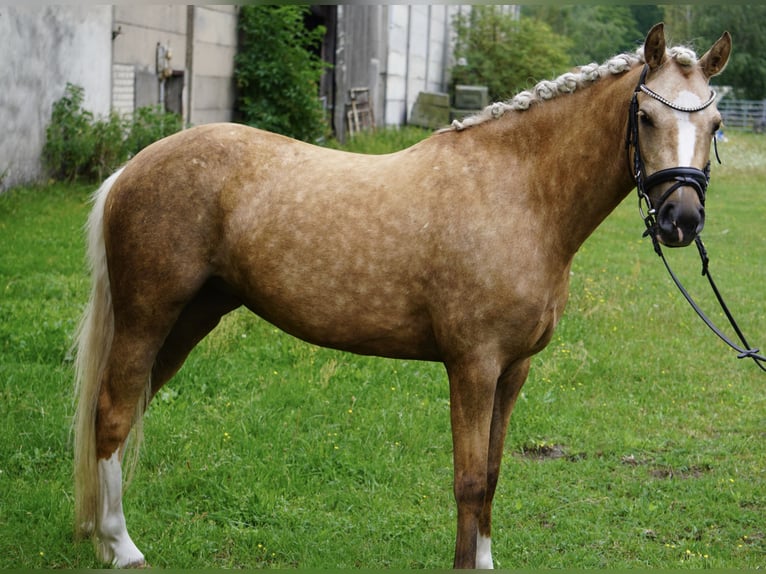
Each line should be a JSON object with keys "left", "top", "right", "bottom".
{"left": 524, "top": 4, "right": 766, "bottom": 99}
{"left": 42, "top": 83, "right": 181, "bottom": 183}
{"left": 234, "top": 6, "right": 329, "bottom": 142}
{"left": 524, "top": 5, "right": 643, "bottom": 65}
{"left": 43, "top": 83, "right": 98, "bottom": 182}
{"left": 125, "top": 105, "right": 183, "bottom": 160}
{"left": 684, "top": 5, "right": 766, "bottom": 99}
{"left": 451, "top": 9, "right": 572, "bottom": 102}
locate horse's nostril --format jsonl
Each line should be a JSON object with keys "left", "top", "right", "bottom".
{"left": 657, "top": 200, "right": 704, "bottom": 246}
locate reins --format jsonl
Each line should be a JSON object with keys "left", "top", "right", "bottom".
{"left": 626, "top": 65, "right": 766, "bottom": 372}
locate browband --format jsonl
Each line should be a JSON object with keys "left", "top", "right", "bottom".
{"left": 639, "top": 84, "right": 717, "bottom": 113}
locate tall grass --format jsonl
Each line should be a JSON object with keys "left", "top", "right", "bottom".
{"left": 0, "top": 129, "right": 764, "bottom": 568}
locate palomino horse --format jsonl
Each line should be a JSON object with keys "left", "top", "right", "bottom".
{"left": 73, "top": 24, "right": 731, "bottom": 568}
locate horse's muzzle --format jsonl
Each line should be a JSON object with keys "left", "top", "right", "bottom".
{"left": 656, "top": 189, "right": 705, "bottom": 247}
{"left": 644, "top": 166, "right": 709, "bottom": 248}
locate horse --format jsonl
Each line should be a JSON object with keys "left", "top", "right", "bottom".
{"left": 73, "top": 23, "right": 731, "bottom": 568}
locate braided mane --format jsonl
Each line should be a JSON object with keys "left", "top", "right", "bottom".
{"left": 446, "top": 45, "right": 699, "bottom": 132}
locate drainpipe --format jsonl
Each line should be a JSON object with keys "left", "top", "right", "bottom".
{"left": 404, "top": 5, "right": 411, "bottom": 124}
{"left": 185, "top": 5, "right": 194, "bottom": 127}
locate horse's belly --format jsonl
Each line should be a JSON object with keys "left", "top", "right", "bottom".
{"left": 218, "top": 255, "right": 440, "bottom": 360}
{"left": 247, "top": 293, "right": 441, "bottom": 361}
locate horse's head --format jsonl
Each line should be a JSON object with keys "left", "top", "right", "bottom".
{"left": 629, "top": 23, "right": 731, "bottom": 247}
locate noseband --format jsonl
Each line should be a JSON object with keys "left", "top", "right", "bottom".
{"left": 626, "top": 64, "right": 718, "bottom": 230}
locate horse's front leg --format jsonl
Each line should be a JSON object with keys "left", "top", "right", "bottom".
{"left": 447, "top": 358, "right": 502, "bottom": 569}
{"left": 477, "top": 358, "right": 531, "bottom": 569}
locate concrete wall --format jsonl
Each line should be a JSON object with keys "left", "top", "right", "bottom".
{"left": 110, "top": 5, "right": 238, "bottom": 126}
{"left": 0, "top": 5, "right": 112, "bottom": 190}
{"left": 0, "top": 5, "right": 239, "bottom": 190}
{"left": 189, "top": 5, "right": 238, "bottom": 125}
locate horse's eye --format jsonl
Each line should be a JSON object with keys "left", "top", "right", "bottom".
{"left": 638, "top": 111, "right": 653, "bottom": 127}
{"left": 712, "top": 120, "right": 722, "bottom": 135}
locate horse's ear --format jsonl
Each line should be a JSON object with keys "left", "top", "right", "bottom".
{"left": 644, "top": 22, "right": 667, "bottom": 70}
{"left": 700, "top": 31, "right": 732, "bottom": 79}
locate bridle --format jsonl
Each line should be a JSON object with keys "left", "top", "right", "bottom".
{"left": 625, "top": 64, "right": 766, "bottom": 371}
{"left": 626, "top": 64, "right": 718, "bottom": 230}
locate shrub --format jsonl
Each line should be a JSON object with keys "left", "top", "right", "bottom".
{"left": 125, "top": 105, "right": 183, "bottom": 158}
{"left": 43, "top": 83, "right": 182, "bottom": 183}
{"left": 234, "top": 5, "right": 329, "bottom": 142}
{"left": 43, "top": 83, "right": 99, "bottom": 182}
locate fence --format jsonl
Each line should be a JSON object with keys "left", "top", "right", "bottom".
{"left": 717, "top": 98, "right": 766, "bottom": 131}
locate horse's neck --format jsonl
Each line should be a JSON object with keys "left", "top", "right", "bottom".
{"left": 490, "top": 68, "right": 640, "bottom": 259}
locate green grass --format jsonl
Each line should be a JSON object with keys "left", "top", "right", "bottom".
{"left": 1, "top": 129, "right": 765, "bottom": 568}
{"left": 325, "top": 126, "right": 432, "bottom": 155}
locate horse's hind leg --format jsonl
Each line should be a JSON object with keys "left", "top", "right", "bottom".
{"left": 93, "top": 282, "right": 240, "bottom": 566}
{"left": 150, "top": 280, "right": 242, "bottom": 397}
{"left": 92, "top": 325, "right": 165, "bottom": 567}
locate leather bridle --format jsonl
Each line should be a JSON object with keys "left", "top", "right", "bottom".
{"left": 625, "top": 64, "right": 717, "bottom": 232}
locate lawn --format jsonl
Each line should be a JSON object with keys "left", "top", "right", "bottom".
{"left": 0, "top": 128, "right": 764, "bottom": 568}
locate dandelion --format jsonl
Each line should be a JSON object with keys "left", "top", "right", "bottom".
{"left": 223, "top": 431, "right": 231, "bottom": 441}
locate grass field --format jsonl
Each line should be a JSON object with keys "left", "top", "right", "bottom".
{"left": 1, "top": 128, "right": 765, "bottom": 568}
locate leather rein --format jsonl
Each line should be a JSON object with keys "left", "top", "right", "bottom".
{"left": 625, "top": 65, "right": 766, "bottom": 372}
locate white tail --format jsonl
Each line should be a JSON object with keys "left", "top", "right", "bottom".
{"left": 72, "top": 168, "right": 149, "bottom": 543}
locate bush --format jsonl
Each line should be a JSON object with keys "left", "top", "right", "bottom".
{"left": 234, "top": 5, "right": 329, "bottom": 142}
{"left": 43, "top": 83, "right": 99, "bottom": 182}
{"left": 125, "top": 105, "right": 183, "bottom": 157}
{"left": 43, "top": 83, "right": 182, "bottom": 183}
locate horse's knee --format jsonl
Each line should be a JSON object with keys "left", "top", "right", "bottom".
{"left": 454, "top": 472, "right": 488, "bottom": 514}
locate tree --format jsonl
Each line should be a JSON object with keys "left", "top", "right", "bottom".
{"left": 234, "top": 6, "right": 329, "bottom": 142}
{"left": 682, "top": 5, "right": 766, "bottom": 99}
{"left": 451, "top": 8, "right": 572, "bottom": 102}
{"left": 524, "top": 5, "right": 643, "bottom": 66}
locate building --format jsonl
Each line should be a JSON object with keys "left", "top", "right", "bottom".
{"left": 0, "top": 5, "right": 518, "bottom": 191}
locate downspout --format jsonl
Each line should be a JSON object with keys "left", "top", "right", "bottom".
{"left": 441, "top": 5, "right": 449, "bottom": 93}
{"left": 185, "top": 5, "right": 194, "bottom": 127}
{"left": 404, "top": 5, "right": 411, "bottom": 124}
{"left": 424, "top": 5, "right": 431, "bottom": 92}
